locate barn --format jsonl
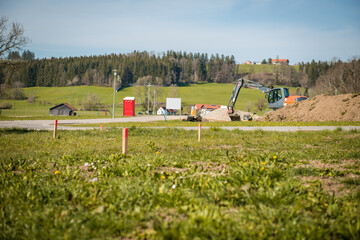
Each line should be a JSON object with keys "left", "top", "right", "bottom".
{"left": 49, "top": 103, "right": 78, "bottom": 116}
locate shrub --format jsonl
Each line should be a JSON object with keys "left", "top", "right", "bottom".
{"left": 27, "top": 94, "right": 36, "bottom": 104}
{"left": 0, "top": 102, "right": 12, "bottom": 109}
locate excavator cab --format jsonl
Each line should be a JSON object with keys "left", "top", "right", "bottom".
{"left": 267, "top": 88, "right": 289, "bottom": 109}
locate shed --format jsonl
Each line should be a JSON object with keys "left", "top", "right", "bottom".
{"left": 49, "top": 103, "right": 78, "bottom": 116}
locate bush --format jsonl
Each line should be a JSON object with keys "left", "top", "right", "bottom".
{"left": 0, "top": 102, "right": 12, "bottom": 109}
{"left": 79, "top": 93, "right": 102, "bottom": 111}
{"left": 255, "top": 98, "right": 267, "bottom": 112}
{"left": 27, "top": 94, "right": 36, "bottom": 104}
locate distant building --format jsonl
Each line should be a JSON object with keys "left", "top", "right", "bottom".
{"left": 272, "top": 59, "right": 289, "bottom": 65}
{"left": 195, "top": 104, "right": 221, "bottom": 110}
{"left": 244, "top": 60, "right": 253, "bottom": 65}
{"left": 49, "top": 103, "right": 77, "bottom": 116}
{"left": 157, "top": 107, "right": 167, "bottom": 115}
{"left": 157, "top": 107, "right": 177, "bottom": 115}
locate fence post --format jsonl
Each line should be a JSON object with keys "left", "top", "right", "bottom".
{"left": 122, "top": 128, "right": 128, "bottom": 155}
{"left": 53, "top": 120, "right": 58, "bottom": 139}
{"left": 198, "top": 123, "right": 201, "bottom": 142}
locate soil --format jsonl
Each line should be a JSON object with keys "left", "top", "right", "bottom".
{"left": 297, "top": 159, "right": 360, "bottom": 197}
{"left": 261, "top": 93, "right": 360, "bottom": 122}
{"left": 202, "top": 108, "right": 260, "bottom": 122}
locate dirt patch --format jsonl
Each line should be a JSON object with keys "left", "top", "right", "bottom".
{"left": 297, "top": 159, "right": 359, "bottom": 172}
{"left": 261, "top": 93, "right": 360, "bottom": 122}
{"left": 202, "top": 108, "right": 260, "bottom": 122}
{"left": 300, "top": 176, "right": 352, "bottom": 197}
{"left": 156, "top": 166, "right": 188, "bottom": 174}
{"left": 297, "top": 159, "right": 360, "bottom": 197}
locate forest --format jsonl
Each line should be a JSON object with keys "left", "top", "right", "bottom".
{"left": 0, "top": 50, "right": 359, "bottom": 99}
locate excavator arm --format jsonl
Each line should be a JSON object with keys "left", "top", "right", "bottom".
{"left": 227, "top": 78, "right": 244, "bottom": 114}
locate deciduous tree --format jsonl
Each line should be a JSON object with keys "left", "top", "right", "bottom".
{"left": 0, "top": 17, "right": 30, "bottom": 58}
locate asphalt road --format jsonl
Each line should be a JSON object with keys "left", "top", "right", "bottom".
{"left": 0, "top": 116, "right": 359, "bottom": 131}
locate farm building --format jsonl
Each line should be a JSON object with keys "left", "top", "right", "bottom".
{"left": 49, "top": 103, "right": 77, "bottom": 116}
{"left": 271, "top": 59, "right": 289, "bottom": 65}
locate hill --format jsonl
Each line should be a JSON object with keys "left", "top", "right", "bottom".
{"left": 22, "top": 83, "right": 266, "bottom": 110}
{"left": 0, "top": 84, "right": 270, "bottom": 118}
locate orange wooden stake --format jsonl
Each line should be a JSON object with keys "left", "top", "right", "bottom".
{"left": 53, "top": 120, "right": 58, "bottom": 139}
{"left": 100, "top": 124, "right": 102, "bottom": 132}
{"left": 122, "top": 128, "right": 128, "bottom": 154}
{"left": 198, "top": 123, "right": 201, "bottom": 142}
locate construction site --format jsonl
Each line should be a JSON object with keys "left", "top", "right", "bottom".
{"left": 186, "top": 78, "right": 360, "bottom": 123}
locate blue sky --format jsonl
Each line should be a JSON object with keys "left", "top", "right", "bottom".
{"left": 1, "top": 0, "right": 359, "bottom": 64}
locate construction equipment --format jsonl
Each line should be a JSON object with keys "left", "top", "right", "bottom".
{"left": 187, "top": 78, "right": 307, "bottom": 122}
{"left": 227, "top": 78, "right": 308, "bottom": 120}
{"left": 186, "top": 106, "right": 212, "bottom": 122}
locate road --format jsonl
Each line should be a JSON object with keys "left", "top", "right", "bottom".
{"left": 0, "top": 115, "right": 184, "bottom": 130}
{"left": 1, "top": 116, "right": 359, "bottom": 131}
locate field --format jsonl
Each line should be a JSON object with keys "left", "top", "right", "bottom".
{"left": 1, "top": 127, "right": 359, "bottom": 239}
{"left": 236, "top": 64, "right": 300, "bottom": 75}
{"left": 0, "top": 83, "right": 302, "bottom": 119}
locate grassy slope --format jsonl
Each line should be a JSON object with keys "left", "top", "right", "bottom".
{"left": 0, "top": 84, "right": 266, "bottom": 118}
{"left": 236, "top": 64, "right": 300, "bottom": 74}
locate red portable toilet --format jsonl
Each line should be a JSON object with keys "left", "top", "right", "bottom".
{"left": 123, "top": 97, "right": 135, "bottom": 116}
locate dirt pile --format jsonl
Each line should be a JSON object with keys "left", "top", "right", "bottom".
{"left": 262, "top": 93, "right": 360, "bottom": 122}
{"left": 202, "top": 108, "right": 260, "bottom": 122}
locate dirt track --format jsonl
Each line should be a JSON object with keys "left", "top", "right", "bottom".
{"left": 0, "top": 115, "right": 185, "bottom": 130}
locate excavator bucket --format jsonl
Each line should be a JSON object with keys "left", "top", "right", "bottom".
{"left": 229, "top": 113, "right": 241, "bottom": 121}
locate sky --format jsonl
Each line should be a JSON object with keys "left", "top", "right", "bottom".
{"left": 1, "top": 0, "right": 360, "bottom": 64}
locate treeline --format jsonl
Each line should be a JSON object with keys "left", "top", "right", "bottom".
{"left": 0, "top": 51, "right": 237, "bottom": 88}
{"left": 1, "top": 50, "right": 359, "bottom": 97}
{"left": 244, "top": 59, "right": 359, "bottom": 95}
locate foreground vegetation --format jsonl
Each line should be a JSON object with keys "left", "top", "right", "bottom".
{"left": 68, "top": 120, "right": 360, "bottom": 128}
{"left": 1, "top": 128, "right": 359, "bottom": 239}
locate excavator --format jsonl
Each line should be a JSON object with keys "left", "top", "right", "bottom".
{"left": 227, "top": 78, "right": 308, "bottom": 120}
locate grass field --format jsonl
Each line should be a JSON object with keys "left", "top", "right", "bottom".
{"left": 236, "top": 64, "right": 300, "bottom": 74}
{"left": 0, "top": 83, "right": 301, "bottom": 119}
{"left": 1, "top": 127, "right": 359, "bottom": 239}
{"left": 68, "top": 120, "right": 360, "bottom": 128}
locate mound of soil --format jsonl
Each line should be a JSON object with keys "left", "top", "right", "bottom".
{"left": 262, "top": 93, "right": 360, "bottom": 122}
{"left": 202, "top": 108, "right": 260, "bottom": 122}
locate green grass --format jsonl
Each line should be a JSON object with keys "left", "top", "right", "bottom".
{"left": 0, "top": 84, "right": 268, "bottom": 119}
{"left": 236, "top": 64, "right": 300, "bottom": 74}
{"left": 67, "top": 120, "right": 360, "bottom": 128}
{"left": 1, "top": 128, "right": 359, "bottom": 239}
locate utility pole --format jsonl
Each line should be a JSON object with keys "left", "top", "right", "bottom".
{"left": 112, "top": 69, "right": 117, "bottom": 119}
{"left": 147, "top": 83, "right": 151, "bottom": 114}
{"left": 153, "top": 89, "right": 156, "bottom": 115}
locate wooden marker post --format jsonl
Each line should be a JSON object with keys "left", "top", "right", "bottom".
{"left": 53, "top": 120, "right": 58, "bottom": 139}
{"left": 122, "top": 128, "right": 128, "bottom": 155}
{"left": 100, "top": 124, "right": 103, "bottom": 132}
{"left": 198, "top": 123, "right": 201, "bottom": 142}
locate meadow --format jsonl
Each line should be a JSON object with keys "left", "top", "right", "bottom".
{"left": 1, "top": 127, "right": 359, "bottom": 239}
{"left": 0, "top": 83, "right": 303, "bottom": 119}
{"left": 236, "top": 64, "right": 300, "bottom": 75}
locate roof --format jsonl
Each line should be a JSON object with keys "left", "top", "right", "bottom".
{"left": 50, "top": 103, "right": 78, "bottom": 111}
{"left": 124, "top": 97, "right": 135, "bottom": 100}
{"left": 195, "top": 104, "right": 221, "bottom": 110}
{"left": 272, "top": 59, "right": 289, "bottom": 62}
